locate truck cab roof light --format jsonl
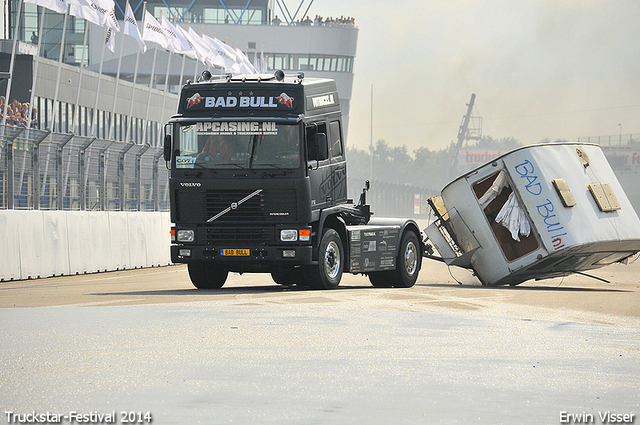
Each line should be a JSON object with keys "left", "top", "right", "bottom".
{"left": 200, "top": 70, "right": 212, "bottom": 82}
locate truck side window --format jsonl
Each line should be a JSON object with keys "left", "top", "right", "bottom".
{"left": 329, "top": 121, "right": 343, "bottom": 158}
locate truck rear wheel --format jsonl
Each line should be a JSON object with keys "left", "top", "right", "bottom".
{"left": 368, "top": 272, "right": 392, "bottom": 288}
{"left": 304, "top": 228, "right": 344, "bottom": 289}
{"left": 390, "top": 231, "right": 421, "bottom": 288}
{"left": 368, "top": 231, "right": 421, "bottom": 288}
{"left": 188, "top": 263, "right": 228, "bottom": 289}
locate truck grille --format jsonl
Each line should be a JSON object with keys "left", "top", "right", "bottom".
{"left": 175, "top": 188, "right": 298, "bottom": 223}
{"left": 203, "top": 226, "right": 272, "bottom": 245}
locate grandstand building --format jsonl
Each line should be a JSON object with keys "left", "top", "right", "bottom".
{"left": 2, "top": 0, "right": 358, "bottom": 146}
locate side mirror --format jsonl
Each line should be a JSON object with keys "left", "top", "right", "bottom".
{"left": 163, "top": 125, "right": 172, "bottom": 162}
{"left": 163, "top": 134, "right": 172, "bottom": 162}
{"left": 308, "top": 133, "right": 328, "bottom": 161}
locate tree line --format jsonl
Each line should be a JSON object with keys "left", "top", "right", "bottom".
{"left": 346, "top": 136, "right": 522, "bottom": 192}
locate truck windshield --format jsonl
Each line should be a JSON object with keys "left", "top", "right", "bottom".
{"left": 175, "top": 121, "right": 301, "bottom": 170}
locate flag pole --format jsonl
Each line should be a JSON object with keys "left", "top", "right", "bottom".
{"left": 159, "top": 50, "right": 173, "bottom": 128}
{"left": 2, "top": 0, "right": 24, "bottom": 128}
{"left": 26, "top": 5, "right": 47, "bottom": 129}
{"left": 49, "top": 8, "right": 70, "bottom": 132}
{"left": 124, "top": 48, "right": 141, "bottom": 143}
{"left": 174, "top": 53, "right": 186, "bottom": 114}
{"left": 193, "top": 59, "right": 199, "bottom": 81}
{"left": 108, "top": 1, "right": 131, "bottom": 140}
{"left": 89, "top": 25, "right": 110, "bottom": 136}
{"left": 178, "top": 53, "right": 186, "bottom": 87}
{"left": 172, "top": 16, "right": 186, "bottom": 96}
{"left": 71, "top": 21, "right": 92, "bottom": 135}
{"left": 141, "top": 45, "right": 158, "bottom": 145}
{"left": 124, "top": 1, "right": 146, "bottom": 144}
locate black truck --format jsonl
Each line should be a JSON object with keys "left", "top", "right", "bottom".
{"left": 163, "top": 70, "right": 423, "bottom": 289}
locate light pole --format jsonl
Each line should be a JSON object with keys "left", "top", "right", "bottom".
{"left": 618, "top": 123, "right": 622, "bottom": 145}
{"left": 369, "top": 84, "right": 373, "bottom": 181}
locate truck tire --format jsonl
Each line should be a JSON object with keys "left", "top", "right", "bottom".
{"left": 304, "top": 228, "right": 344, "bottom": 289}
{"left": 390, "top": 231, "right": 421, "bottom": 288}
{"left": 368, "top": 272, "right": 392, "bottom": 288}
{"left": 188, "top": 262, "right": 228, "bottom": 289}
{"left": 368, "top": 231, "right": 421, "bottom": 288}
{"left": 271, "top": 269, "right": 299, "bottom": 286}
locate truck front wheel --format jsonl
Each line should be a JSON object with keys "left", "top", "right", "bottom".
{"left": 188, "top": 262, "right": 228, "bottom": 289}
{"left": 271, "top": 268, "right": 301, "bottom": 286}
{"left": 304, "top": 228, "right": 344, "bottom": 289}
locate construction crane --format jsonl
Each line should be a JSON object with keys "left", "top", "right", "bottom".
{"left": 450, "top": 93, "right": 482, "bottom": 178}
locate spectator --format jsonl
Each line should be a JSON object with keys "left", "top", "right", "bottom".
{"left": 0, "top": 97, "right": 38, "bottom": 128}
{"left": 272, "top": 15, "right": 281, "bottom": 25}
{"left": 65, "top": 51, "right": 76, "bottom": 65}
{"left": 31, "top": 108, "right": 39, "bottom": 128}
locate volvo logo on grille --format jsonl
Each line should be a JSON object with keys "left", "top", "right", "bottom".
{"left": 207, "top": 189, "right": 263, "bottom": 222}
{"left": 180, "top": 182, "right": 201, "bottom": 187}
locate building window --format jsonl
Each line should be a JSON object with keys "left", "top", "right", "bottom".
{"left": 266, "top": 54, "right": 354, "bottom": 73}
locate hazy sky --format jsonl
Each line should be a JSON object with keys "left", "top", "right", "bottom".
{"left": 305, "top": 0, "right": 640, "bottom": 152}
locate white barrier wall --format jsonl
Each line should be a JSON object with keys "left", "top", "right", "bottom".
{"left": 0, "top": 211, "right": 172, "bottom": 281}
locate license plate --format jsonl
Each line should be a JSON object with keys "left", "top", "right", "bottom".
{"left": 221, "top": 248, "right": 250, "bottom": 256}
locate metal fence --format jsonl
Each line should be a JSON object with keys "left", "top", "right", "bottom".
{"left": 1, "top": 123, "right": 441, "bottom": 218}
{"left": 347, "top": 178, "right": 437, "bottom": 219}
{"left": 1, "top": 124, "right": 169, "bottom": 211}
{"left": 577, "top": 133, "right": 640, "bottom": 147}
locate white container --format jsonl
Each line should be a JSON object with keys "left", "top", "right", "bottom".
{"left": 425, "top": 143, "right": 640, "bottom": 286}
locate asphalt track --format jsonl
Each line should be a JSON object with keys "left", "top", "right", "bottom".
{"left": 1, "top": 260, "right": 639, "bottom": 424}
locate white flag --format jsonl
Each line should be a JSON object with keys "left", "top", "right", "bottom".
{"left": 124, "top": 2, "right": 146, "bottom": 53}
{"left": 187, "top": 27, "right": 213, "bottom": 65}
{"left": 200, "top": 34, "right": 227, "bottom": 69}
{"left": 260, "top": 49, "right": 267, "bottom": 74}
{"left": 213, "top": 37, "right": 238, "bottom": 60}
{"left": 105, "top": 27, "right": 116, "bottom": 52}
{"left": 67, "top": 0, "right": 104, "bottom": 26}
{"left": 161, "top": 16, "right": 191, "bottom": 54}
{"left": 103, "top": 0, "right": 120, "bottom": 32}
{"left": 174, "top": 24, "right": 199, "bottom": 61}
{"left": 142, "top": 10, "right": 171, "bottom": 50}
{"left": 235, "top": 48, "right": 257, "bottom": 74}
{"left": 23, "top": 0, "right": 67, "bottom": 14}
{"left": 202, "top": 35, "right": 238, "bottom": 72}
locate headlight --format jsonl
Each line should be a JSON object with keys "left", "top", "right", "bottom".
{"left": 280, "top": 229, "right": 298, "bottom": 242}
{"left": 176, "top": 229, "right": 195, "bottom": 242}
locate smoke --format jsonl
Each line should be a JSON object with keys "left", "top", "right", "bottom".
{"left": 311, "top": 0, "right": 640, "bottom": 151}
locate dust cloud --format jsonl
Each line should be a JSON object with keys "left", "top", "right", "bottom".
{"left": 310, "top": 0, "right": 640, "bottom": 151}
